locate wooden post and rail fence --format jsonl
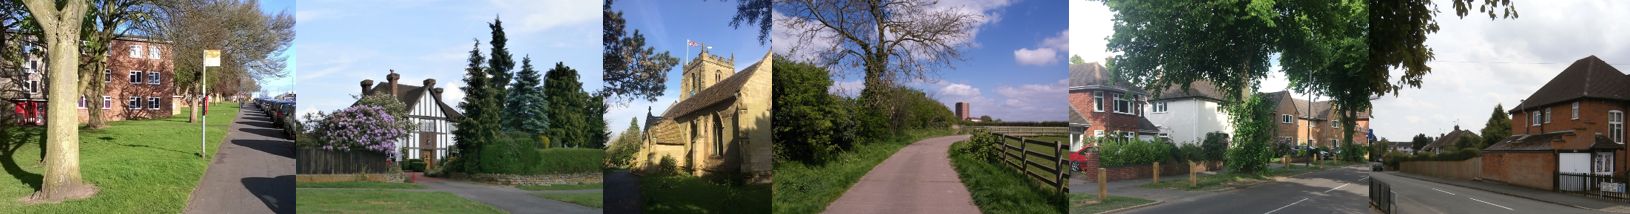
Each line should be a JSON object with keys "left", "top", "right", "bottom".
{"left": 992, "top": 132, "right": 1069, "bottom": 193}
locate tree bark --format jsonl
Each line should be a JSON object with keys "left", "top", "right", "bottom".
{"left": 22, "top": 0, "right": 98, "bottom": 203}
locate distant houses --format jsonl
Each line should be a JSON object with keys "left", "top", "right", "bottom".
{"left": 355, "top": 70, "right": 464, "bottom": 165}
{"left": 1483, "top": 56, "right": 1627, "bottom": 190}
{"left": 1419, "top": 125, "right": 1478, "bottom": 154}
{"left": 1260, "top": 91, "right": 1373, "bottom": 149}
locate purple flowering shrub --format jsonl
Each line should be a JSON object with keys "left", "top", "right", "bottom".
{"left": 310, "top": 105, "right": 407, "bottom": 159}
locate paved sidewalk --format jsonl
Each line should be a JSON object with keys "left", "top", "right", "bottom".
{"left": 824, "top": 135, "right": 977, "bottom": 214}
{"left": 416, "top": 176, "right": 600, "bottom": 214}
{"left": 1386, "top": 172, "right": 1630, "bottom": 213}
{"left": 184, "top": 104, "right": 296, "bottom": 214}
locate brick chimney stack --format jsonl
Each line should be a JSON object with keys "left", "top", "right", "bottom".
{"left": 361, "top": 79, "right": 374, "bottom": 95}
{"left": 423, "top": 78, "right": 438, "bottom": 98}
{"left": 387, "top": 69, "right": 401, "bottom": 96}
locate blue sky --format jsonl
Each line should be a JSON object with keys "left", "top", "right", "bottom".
{"left": 607, "top": 0, "right": 772, "bottom": 135}
{"left": 789, "top": 0, "right": 1070, "bottom": 122}
{"left": 259, "top": 0, "right": 294, "bottom": 96}
{"left": 295, "top": 0, "right": 601, "bottom": 121}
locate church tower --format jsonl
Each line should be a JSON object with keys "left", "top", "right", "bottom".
{"left": 680, "top": 47, "right": 735, "bottom": 101}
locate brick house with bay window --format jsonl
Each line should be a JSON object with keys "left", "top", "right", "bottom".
{"left": 1067, "top": 62, "right": 1159, "bottom": 152}
{"left": 1483, "top": 55, "right": 1629, "bottom": 191}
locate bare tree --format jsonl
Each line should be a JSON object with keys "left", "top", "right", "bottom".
{"left": 775, "top": 0, "right": 979, "bottom": 101}
{"left": 147, "top": 0, "right": 292, "bottom": 122}
{"left": 20, "top": 0, "right": 99, "bottom": 203}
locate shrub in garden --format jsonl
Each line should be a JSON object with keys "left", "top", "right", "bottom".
{"left": 1338, "top": 142, "right": 1366, "bottom": 162}
{"left": 1099, "top": 138, "right": 1171, "bottom": 167}
{"left": 1179, "top": 143, "right": 1204, "bottom": 162}
{"left": 1201, "top": 132, "right": 1228, "bottom": 161}
{"left": 310, "top": 105, "right": 408, "bottom": 159}
{"left": 402, "top": 159, "right": 427, "bottom": 172}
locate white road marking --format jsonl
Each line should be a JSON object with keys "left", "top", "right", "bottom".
{"left": 1359, "top": 176, "right": 1369, "bottom": 182}
{"left": 1469, "top": 197, "right": 1515, "bottom": 211}
{"left": 1432, "top": 188, "right": 1456, "bottom": 195}
{"left": 1264, "top": 197, "right": 1310, "bottom": 214}
{"left": 1324, "top": 183, "right": 1350, "bottom": 193}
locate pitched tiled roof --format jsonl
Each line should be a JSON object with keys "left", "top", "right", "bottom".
{"left": 1512, "top": 56, "right": 1630, "bottom": 112}
{"left": 1422, "top": 129, "right": 1478, "bottom": 151}
{"left": 1152, "top": 80, "right": 1225, "bottom": 101}
{"left": 1068, "top": 105, "right": 1089, "bottom": 127}
{"left": 1137, "top": 117, "right": 1160, "bottom": 133}
{"left": 1485, "top": 132, "right": 1623, "bottom": 151}
{"left": 1069, "top": 63, "right": 1144, "bottom": 94}
{"left": 358, "top": 81, "right": 464, "bottom": 120}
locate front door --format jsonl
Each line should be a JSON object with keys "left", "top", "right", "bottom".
{"left": 420, "top": 132, "right": 436, "bottom": 171}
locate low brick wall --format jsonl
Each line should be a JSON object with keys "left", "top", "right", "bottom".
{"left": 1481, "top": 152, "right": 1557, "bottom": 190}
{"left": 1077, "top": 151, "right": 1222, "bottom": 182}
{"left": 296, "top": 173, "right": 405, "bottom": 183}
{"left": 453, "top": 173, "right": 602, "bottom": 186}
{"left": 1400, "top": 157, "right": 1482, "bottom": 181}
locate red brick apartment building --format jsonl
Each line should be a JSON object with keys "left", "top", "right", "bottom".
{"left": 1483, "top": 56, "right": 1628, "bottom": 190}
{"left": 11, "top": 38, "right": 175, "bottom": 124}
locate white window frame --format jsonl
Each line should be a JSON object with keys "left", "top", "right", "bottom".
{"left": 78, "top": 96, "right": 86, "bottom": 109}
{"left": 128, "top": 71, "right": 142, "bottom": 84}
{"left": 1282, "top": 114, "right": 1293, "bottom": 124}
{"left": 129, "top": 44, "right": 144, "bottom": 59}
{"left": 1532, "top": 111, "right": 1541, "bottom": 126}
{"left": 1093, "top": 91, "right": 1104, "bottom": 112}
{"left": 147, "top": 72, "right": 160, "bottom": 85}
{"left": 127, "top": 96, "right": 140, "bottom": 109}
{"left": 1114, "top": 94, "right": 1130, "bottom": 114}
{"left": 101, "top": 96, "right": 111, "bottom": 109}
{"left": 1611, "top": 110, "right": 1623, "bottom": 144}
{"left": 146, "top": 97, "right": 160, "bottom": 109}
{"left": 1572, "top": 102, "right": 1580, "bottom": 120}
{"left": 1545, "top": 107, "right": 1552, "bottom": 123}
{"left": 148, "top": 46, "right": 161, "bottom": 59}
{"left": 104, "top": 69, "right": 111, "bottom": 83}
{"left": 1093, "top": 130, "right": 1105, "bottom": 138}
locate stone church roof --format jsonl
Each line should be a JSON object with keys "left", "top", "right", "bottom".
{"left": 661, "top": 52, "right": 769, "bottom": 118}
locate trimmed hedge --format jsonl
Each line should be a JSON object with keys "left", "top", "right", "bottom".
{"left": 1098, "top": 138, "right": 1175, "bottom": 167}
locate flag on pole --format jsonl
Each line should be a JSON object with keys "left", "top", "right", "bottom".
{"left": 687, "top": 40, "right": 700, "bottom": 47}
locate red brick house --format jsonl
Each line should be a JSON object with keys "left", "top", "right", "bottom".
{"left": 1260, "top": 91, "right": 1372, "bottom": 149}
{"left": 1483, "top": 55, "right": 1628, "bottom": 190}
{"left": 8, "top": 37, "right": 175, "bottom": 124}
{"left": 1068, "top": 62, "right": 1158, "bottom": 152}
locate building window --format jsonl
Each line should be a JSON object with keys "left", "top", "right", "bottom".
{"left": 147, "top": 97, "right": 160, "bottom": 109}
{"left": 1532, "top": 111, "right": 1540, "bottom": 126}
{"left": 1114, "top": 93, "right": 1130, "bottom": 114}
{"left": 1152, "top": 101, "right": 1168, "bottom": 113}
{"left": 1611, "top": 110, "right": 1623, "bottom": 144}
{"left": 101, "top": 96, "right": 111, "bottom": 109}
{"left": 1333, "top": 121, "right": 1340, "bottom": 128}
{"left": 1093, "top": 130, "right": 1104, "bottom": 138}
{"left": 147, "top": 72, "right": 160, "bottom": 85}
{"left": 129, "top": 45, "right": 144, "bottom": 59}
{"left": 127, "top": 96, "right": 139, "bottom": 109}
{"left": 148, "top": 46, "right": 161, "bottom": 59}
{"left": 1545, "top": 108, "right": 1552, "bottom": 123}
{"left": 25, "top": 80, "right": 37, "bottom": 93}
{"left": 104, "top": 69, "right": 111, "bottom": 83}
{"left": 1573, "top": 102, "right": 1580, "bottom": 120}
{"left": 78, "top": 96, "right": 86, "bottom": 109}
{"left": 26, "top": 60, "right": 37, "bottom": 73}
{"left": 128, "top": 71, "right": 141, "bottom": 84}
{"left": 1282, "top": 114, "right": 1293, "bottom": 124}
{"left": 1093, "top": 91, "right": 1104, "bottom": 112}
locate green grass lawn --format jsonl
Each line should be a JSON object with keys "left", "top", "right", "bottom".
{"left": 296, "top": 188, "right": 503, "bottom": 214}
{"left": 533, "top": 191, "right": 602, "bottom": 208}
{"left": 950, "top": 140, "right": 1067, "bottom": 214}
{"left": 642, "top": 174, "right": 771, "bottom": 213}
{"left": 0, "top": 103, "right": 240, "bottom": 213}
{"left": 296, "top": 181, "right": 424, "bottom": 189}
{"left": 1069, "top": 193, "right": 1154, "bottom": 214}
{"left": 517, "top": 182, "right": 602, "bottom": 191}
{"left": 773, "top": 129, "right": 953, "bottom": 214}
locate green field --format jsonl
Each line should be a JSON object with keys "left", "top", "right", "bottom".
{"left": 951, "top": 140, "right": 1067, "bottom": 213}
{"left": 0, "top": 104, "right": 239, "bottom": 213}
{"left": 296, "top": 188, "right": 503, "bottom": 214}
{"left": 773, "top": 129, "right": 953, "bottom": 214}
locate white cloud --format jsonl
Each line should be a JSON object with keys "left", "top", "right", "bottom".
{"left": 939, "top": 83, "right": 982, "bottom": 98}
{"left": 1067, "top": 1, "right": 1114, "bottom": 64}
{"left": 484, "top": 0, "right": 601, "bottom": 35}
{"left": 1014, "top": 48, "right": 1059, "bottom": 65}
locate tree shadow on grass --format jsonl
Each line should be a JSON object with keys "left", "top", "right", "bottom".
{"left": 0, "top": 125, "right": 44, "bottom": 192}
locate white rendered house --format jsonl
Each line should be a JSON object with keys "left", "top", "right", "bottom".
{"left": 1145, "top": 81, "right": 1233, "bottom": 145}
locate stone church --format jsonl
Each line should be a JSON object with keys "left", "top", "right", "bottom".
{"left": 635, "top": 50, "right": 772, "bottom": 183}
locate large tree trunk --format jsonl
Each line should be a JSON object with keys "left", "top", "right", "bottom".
{"left": 22, "top": 0, "right": 98, "bottom": 203}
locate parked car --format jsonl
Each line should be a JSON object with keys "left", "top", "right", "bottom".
{"left": 1371, "top": 162, "right": 1384, "bottom": 171}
